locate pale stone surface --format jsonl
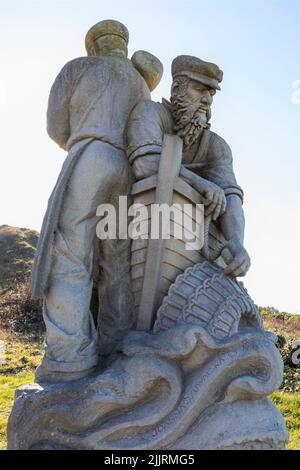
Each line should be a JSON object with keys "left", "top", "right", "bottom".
{"left": 131, "top": 50, "right": 164, "bottom": 92}
{"left": 7, "top": 263, "right": 288, "bottom": 449}
{"left": 7, "top": 39, "right": 289, "bottom": 449}
{"left": 30, "top": 20, "right": 162, "bottom": 381}
{"left": 127, "top": 55, "right": 250, "bottom": 282}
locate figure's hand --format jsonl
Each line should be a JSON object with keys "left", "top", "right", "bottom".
{"left": 194, "top": 179, "right": 227, "bottom": 221}
{"left": 221, "top": 239, "right": 251, "bottom": 277}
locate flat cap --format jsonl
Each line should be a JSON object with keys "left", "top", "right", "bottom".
{"left": 172, "top": 55, "right": 223, "bottom": 90}
{"left": 85, "top": 19, "right": 129, "bottom": 56}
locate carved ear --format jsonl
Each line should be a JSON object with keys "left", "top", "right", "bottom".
{"left": 131, "top": 50, "right": 163, "bottom": 92}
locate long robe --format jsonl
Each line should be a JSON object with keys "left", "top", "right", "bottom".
{"left": 31, "top": 55, "right": 150, "bottom": 299}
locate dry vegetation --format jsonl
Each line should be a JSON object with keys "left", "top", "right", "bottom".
{"left": 0, "top": 279, "right": 43, "bottom": 338}
{"left": 0, "top": 225, "right": 38, "bottom": 291}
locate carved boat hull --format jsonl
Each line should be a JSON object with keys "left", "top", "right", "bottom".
{"left": 131, "top": 173, "right": 226, "bottom": 329}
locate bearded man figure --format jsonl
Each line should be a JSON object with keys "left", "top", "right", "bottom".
{"left": 127, "top": 55, "right": 250, "bottom": 277}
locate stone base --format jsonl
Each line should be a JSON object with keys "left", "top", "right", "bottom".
{"left": 172, "top": 398, "right": 287, "bottom": 450}
{"left": 7, "top": 325, "right": 289, "bottom": 450}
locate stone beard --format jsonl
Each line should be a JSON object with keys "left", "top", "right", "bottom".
{"left": 171, "top": 76, "right": 211, "bottom": 148}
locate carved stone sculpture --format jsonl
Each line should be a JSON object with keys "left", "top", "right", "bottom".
{"left": 29, "top": 19, "right": 163, "bottom": 382}
{"left": 7, "top": 23, "right": 289, "bottom": 450}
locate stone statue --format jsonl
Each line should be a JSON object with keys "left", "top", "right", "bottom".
{"left": 29, "top": 20, "right": 163, "bottom": 383}
{"left": 128, "top": 55, "right": 250, "bottom": 279}
{"left": 128, "top": 56, "right": 251, "bottom": 330}
{"left": 7, "top": 25, "right": 289, "bottom": 450}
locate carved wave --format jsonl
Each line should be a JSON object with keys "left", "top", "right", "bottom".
{"left": 8, "top": 325, "right": 285, "bottom": 450}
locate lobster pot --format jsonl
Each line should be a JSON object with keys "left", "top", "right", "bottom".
{"left": 154, "top": 261, "right": 262, "bottom": 339}
{"left": 130, "top": 174, "right": 226, "bottom": 323}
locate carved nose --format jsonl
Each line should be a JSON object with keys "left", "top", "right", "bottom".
{"left": 201, "top": 92, "right": 211, "bottom": 106}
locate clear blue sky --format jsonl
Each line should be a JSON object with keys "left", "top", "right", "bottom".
{"left": 0, "top": 0, "right": 299, "bottom": 313}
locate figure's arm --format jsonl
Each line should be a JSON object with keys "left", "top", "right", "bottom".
{"left": 47, "top": 61, "right": 75, "bottom": 150}
{"left": 132, "top": 154, "right": 160, "bottom": 180}
{"left": 132, "top": 153, "right": 226, "bottom": 220}
{"left": 179, "top": 165, "right": 226, "bottom": 221}
{"left": 219, "top": 194, "right": 251, "bottom": 277}
{"left": 219, "top": 194, "right": 245, "bottom": 244}
{"left": 200, "top": 134, "right": 251, "bottom": 277}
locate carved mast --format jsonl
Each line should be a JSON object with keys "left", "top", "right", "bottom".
{"left": 135, "top": 134, "right": 183, "bottom": 330}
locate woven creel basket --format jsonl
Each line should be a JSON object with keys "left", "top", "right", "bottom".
{"left": 154, "top": 261, "right": 263, "bottom": 339}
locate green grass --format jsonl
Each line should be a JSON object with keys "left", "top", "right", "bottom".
{"left": 0, "top": 330, "right": 299, "bottom": 450}
{"left": 0, "top": 371, "right": 35, "bottom": 450}
{"left": 271, "top": 391, "right": 300, "bottom": 450}
{"left": 0, "top": 330, "right": 43, "bottom": 450}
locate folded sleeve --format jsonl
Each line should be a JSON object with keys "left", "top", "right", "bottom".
{"left": 196, "top": 132, "right": 244, "bottom": 203}
{"left": 47, "top": 58, "right": 87, "bottom": 150}
{"left": 127, "top": 101, "right": 171, "bottom": 164}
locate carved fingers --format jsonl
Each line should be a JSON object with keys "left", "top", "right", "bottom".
{"left": 222, "top": 240, "right": 251, "bottom": 278}
{"left": 202, "top": 183, "right": 226, "bottom": 221}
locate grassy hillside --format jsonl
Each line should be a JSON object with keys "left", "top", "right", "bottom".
{"left": 0, "top": 225, "right": 38, "bottom": 291}
{"left": 0, "top": 225, "right": 43, "bottom": 335}
{"left": 261, "top": 307, "right": 300, "bottom": 342}
{"left": 261, "top": 308, "right": 300, "bottom": 395}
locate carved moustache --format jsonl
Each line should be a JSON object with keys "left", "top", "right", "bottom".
{"left": 173, "top": 99, "right": 209, "bottom": 147}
